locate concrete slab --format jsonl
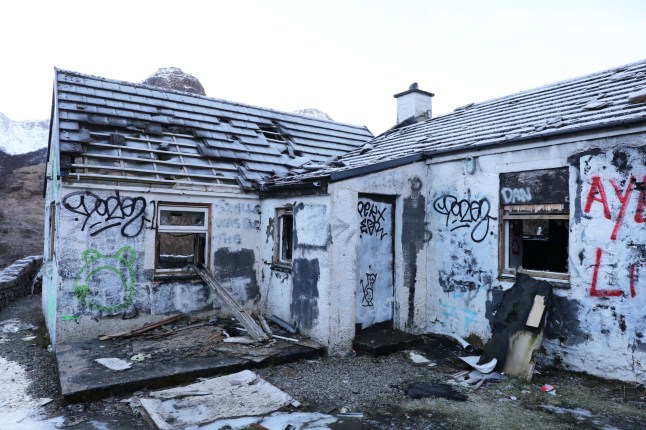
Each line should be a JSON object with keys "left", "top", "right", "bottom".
{"left": 353, "top": 328, "right": 423, "bottom": 356}
{"left": 56, "top": 323, "right": 324, "bottom": 402}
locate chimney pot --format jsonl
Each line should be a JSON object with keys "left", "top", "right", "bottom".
{"left": 394, "top": 83, "right": 434, "bottom": 124}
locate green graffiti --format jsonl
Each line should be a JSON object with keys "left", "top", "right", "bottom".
{"left": 61, "top": 315, "right": 80, "bottom": 321}
{"left": 72, "top": 246, "right": 137, "bottom": 313}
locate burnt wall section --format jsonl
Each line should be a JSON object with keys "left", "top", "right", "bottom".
{"left": 213, "top": 248, "right": 260, "bottom": 304}
{"left": 402, "top": 177, "right": 430, "bottom": 328}
{"left": 291, "top": 258, "right": 320, "bottom": 330}
{"left": 0, "top": 256, "right": 42, "bottom": 311}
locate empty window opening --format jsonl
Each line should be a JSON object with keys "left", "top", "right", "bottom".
{"left": 273, "top": 207, "right": 293, "bottom": 268}
{"left": 156, "top": 205, "right": 209, "bottom": 275}
{"left": 499, "top": 168, "right": 569, "bottom": 279}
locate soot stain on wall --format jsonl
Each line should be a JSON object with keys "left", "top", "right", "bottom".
{"left": 291, "top": 258, "right": 320, "bottom": 330}
{"left": 402, "top": 177, "right": 430, "bottom": 328}
{"left": 214, "top": 248, "right": 259, "bottom": 301}
{"left": 485, "top": 287, "right": 505, "bottom": 324}
{"left": 545, "top": 295, "right": 587, "bottom": 346}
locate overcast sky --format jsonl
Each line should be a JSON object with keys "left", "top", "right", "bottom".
{"left": 1, "top": 0, "right": 645, "bottom": 135}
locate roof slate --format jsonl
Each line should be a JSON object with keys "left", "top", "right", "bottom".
{"left": 273, "top": 59, "right": 646, "bottom": 185}
{"left": 54, "top": 69, "right": 373, "bottom": 190}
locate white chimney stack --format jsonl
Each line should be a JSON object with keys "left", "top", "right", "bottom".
{"left": 393, "top": 83, "right": 434, "bottom": 124}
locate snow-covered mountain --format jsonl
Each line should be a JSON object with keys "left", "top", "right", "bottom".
{"left": 0, "top": 113, "right": 49, "bottom": 155}
{"left": 141, "top": 67, "right": 206, "bottom": 95}
{"left": 293, "top": 108, "right": 333, "bottom": 121}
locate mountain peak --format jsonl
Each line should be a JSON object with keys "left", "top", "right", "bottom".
{"left": 141, "top": 67, "right": 206, "bottom": 96}
{"left": 0, "top": 113, "right": 49, "bottom": 155}
{"left": 293, "top": 108, "right": 333, "bottom": 121}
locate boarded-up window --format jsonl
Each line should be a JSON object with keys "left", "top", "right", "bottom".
{"left": 499, "top": 168, "right": 569, "bottom": 279}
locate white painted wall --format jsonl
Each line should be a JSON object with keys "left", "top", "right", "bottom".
{"left": 50, "top": 185, "right": 262, "bottom": 344}
{"left": 424, "top": 131, "right": 646, "bottom": 383}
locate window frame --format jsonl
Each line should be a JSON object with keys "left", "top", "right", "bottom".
{"left": 272, "top": 207, "right": 294, "bottom": 270}
{"left": 155, "top": 203, "right": 211, "bottom": 276}
{"left": 499, "top": 204, "right": 570, "bottom": 281}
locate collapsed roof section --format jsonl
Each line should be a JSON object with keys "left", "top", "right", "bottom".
{"left": 53, "top": 69, "right": 373, "bottom": 191}
{"left": 270, "top": 59, "right": 646, "bottom": 186}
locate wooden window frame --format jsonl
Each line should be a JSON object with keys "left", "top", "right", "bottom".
{"left": 272, "top": 207, "right": 293, "bottom": 270}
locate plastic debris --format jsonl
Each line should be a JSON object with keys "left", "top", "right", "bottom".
{"left": 409, "top": 351, "right": 430, "bottom": 364}
{"left": 130, "top": 353, "right": 152, "bottom": 362}
{"left": 541, "top": 384, "right": 556, "bottom": 396}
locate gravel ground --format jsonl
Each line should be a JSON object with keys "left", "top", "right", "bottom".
{"left": 1, "top": 293, "right": 646, "bottom": 430}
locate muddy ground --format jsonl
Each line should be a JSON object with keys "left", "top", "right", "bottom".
{"left": 0, "top": 292, "right": 645, "bottom": 429}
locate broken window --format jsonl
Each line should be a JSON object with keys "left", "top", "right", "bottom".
{"left": 156, "top": 205, "right": 209, "bottom": 275}
{"left": 258, "top": 123, "right": 287, "bottom": 143}
{"left": 499, "top": 168, "right": 569, "bottom": 279}
{"left": 273, "top": 207, "right": 293, "bottom": 268}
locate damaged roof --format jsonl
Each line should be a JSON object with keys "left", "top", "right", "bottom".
{"left": 272, "top": 59, "right": 646, "bottom": 185}
{"left": 52, "top": 69, "right": 373, "bottom": 190}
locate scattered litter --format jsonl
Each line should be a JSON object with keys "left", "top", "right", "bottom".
{"left": 405, "top": 383, "right": 468, "bottom": 401}
{"left": 95, "top": 357, "right": 132, "bottom": 371}
{"left": 21, "top": 335, "right": 37, "bottom": 341}
{"left": 451, "top": 369, "right": 506, "bottom": 390}
{"left": 38, "top": 397, "right": 54, "bottom": 406}
{"left": 139, "top": 370, "right": 300, "bottom": 429}
{"left": 409, "top": 351, "right": 430, "bottom": 364}
{"left": 223, "top": 336, "right": 256, "bottom": 344}
{"left": 270, "top": 315, "right": 298, "bottom": 334}
{"left": 458, "top": 355, "right": 497, "bottom": 374}
{"left": 510, "top": 396, "right": 518, "bottom": 401}
{"left": 130, "top": 353, "right": 152, "bottom": 362}
{"left": 0, "top": 319, "right": 36, "bottom": 334}
{"left": 541, "top": 384, "right": 556, "bottom": 396}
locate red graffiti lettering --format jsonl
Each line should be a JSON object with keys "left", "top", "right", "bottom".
{"left": 584, "top": 176, "right": 611, "bottom": 219}
{"left": 589, "top": 248, "right": 623, "bottom": 297}
{"left": 636, "top": 176, "right": 645, "bottom": 223}
{"left": 629, "top": 264, "right": 636, "bottom": 298}
{"left": 609, "top": 177, "right": 634, "bottom": 240}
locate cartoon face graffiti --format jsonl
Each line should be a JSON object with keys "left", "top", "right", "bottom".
{"left": 72, "top": 246, "right": 137, "bottom": 313}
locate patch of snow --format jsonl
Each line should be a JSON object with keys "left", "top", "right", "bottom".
{"left": 0, "top": 356, "right": 63, "bottom": 429}
{"left": 0, "top": 318, "right": 36, "bottom": 334}
{"left": 293, "top": 108, "right": 334, "bottom": 121}
{"left": 0, "top": 112, "right": 49, "bottom": 155}
{"left": 200, "top": 411, "right": 338, "bottom": 430}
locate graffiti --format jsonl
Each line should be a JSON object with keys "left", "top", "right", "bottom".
{"left": 589, "top": 247, "right": 641, "bottom": 298}
{"left": 360, "top": 272, "right": 377, "bottom": 307}
{"left": 432, "top": 193, "right": 496, "bottom": 243}
{"left": 215, "top": 218, "right": 261, "bottom": 230}
{"left": 61, "top": 315, "right": 80, "bottom": 321}
{"left": 214, "top": 232, "right": 241, "bottom": 246}
{"left": 584, "top": 175, "right": 645, "bottom": 240}
{"left": 214, "top": 200, "right": 261, "bottom": 215}
{"left": 500, "top": 187, "right": 532, "bottom": 204}
{"left": 72, "top": 246, "right": 137, "bottom": 313}
{"left": 62, "top": 191, "right": 154, "bottom": 238}
{"left": 357, "top": 200, "right": 388, "bottom": 239}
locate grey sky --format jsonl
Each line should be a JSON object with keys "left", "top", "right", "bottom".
{"left": 1, "top": 0, "right": 645, "bottom": 135}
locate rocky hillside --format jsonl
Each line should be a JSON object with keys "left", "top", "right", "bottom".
{"left": 141, "top": 67, "right": 206, "bottom": 95}
{"left": 0, "top": 163, "right": 45, "bottom": 270}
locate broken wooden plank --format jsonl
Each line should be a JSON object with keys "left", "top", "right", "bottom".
{"left": 195, "top": 264, "right": 268, "bottom": 342}
{"left": 98, "top": 314, "right": 183, "bottom": 340}
{"left": 526, "top": 295, "right": 546, "bottom": 328}
{"left": 259, "top": 315, "right": 273, "bottom": 337}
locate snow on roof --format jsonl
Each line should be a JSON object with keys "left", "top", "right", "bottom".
{"left": 53, "top": 69, "right": 373, "bottom": 190}
{"left": 272, "top": 59, "right": 646, "bottom": 186}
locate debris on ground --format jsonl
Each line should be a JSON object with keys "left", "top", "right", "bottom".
{"left": 139, "top": 370, "right": 300, "bottom": 429}
{"left": 95, "top": 357, "right": 132, "bottom": 371}
{"left": 479, "top": 273, "right": 552, "bottom": 381}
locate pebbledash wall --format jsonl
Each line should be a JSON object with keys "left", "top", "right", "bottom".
{"left": 423, "top": 129, "right": 645, "bottom": 383}
{"left": 44, "top": 180, "right": 263, "bottom": 344}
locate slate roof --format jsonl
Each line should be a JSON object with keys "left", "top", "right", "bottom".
{"left": 272, "top": 59, "right": 646, "bottom": 186}
{"left": 53, "top": 69, "right": 373, "bottom": 190}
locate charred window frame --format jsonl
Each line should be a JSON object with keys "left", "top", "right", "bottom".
{"left": 499, "top": 168, "right": 569, "bottom": 280}
{"left": 155, "top": 205, "right": 210, "bottom": 276}
{"left": 273, "top": 207, "right": 293, "bottom": 269}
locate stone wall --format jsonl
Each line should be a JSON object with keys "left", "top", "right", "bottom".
{"left": 0, "top": 256, "right": 43, "bottom": 311}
